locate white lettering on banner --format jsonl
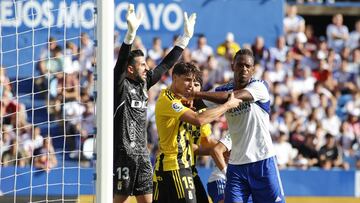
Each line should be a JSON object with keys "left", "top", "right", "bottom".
{"left": 0, "top": 1, "right": 13, "bottom": 27}
{"left": 137, "top": 3, "right": 150, "bottom": 30}
{"left": 148, "top": 3, "right": 164, "bottom": 30}
{"left": 115, "top": 2, "right": 183, "bottom": 31}
{"left": 115, "top": 3, "right": 128, "bottom": 30}
{"left": 22, "top": 1, "right": 42, "bottom": 28}
{"left": 162, "top": 3, "right": 182, "bottom": 31}
{"left": 0, "top": 0, "right": 182, "bottom": 32}
{"left": 42, "top": 1, "right": 54, "bottom": 27}
{"left": 80, "top": 1, "right": 94, "bottom": 29}
{"left": 57, "top": 2, "right": 80, "bottom": 28}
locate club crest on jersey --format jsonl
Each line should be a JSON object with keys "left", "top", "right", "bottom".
{"left": 171, "top": 102, "right": 184, "bottom": 112}
{"left": 117, "top": 181, "right": 122, "bottom": 190}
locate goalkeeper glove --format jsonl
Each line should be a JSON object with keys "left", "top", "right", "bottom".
{"left": 175, "top": 12, "right": 197, "bottom": 49}
{"left": 124, "top": 4, "right": 144, "bottom": 44}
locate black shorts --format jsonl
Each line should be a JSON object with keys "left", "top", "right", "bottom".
{"left": 192, "top": 166, "right": 209, "bottom": 203}
{"left": 113, "top": 154, "right": 153, "bottom": 196}
{"left": 153, "top": 168, "right": 196, "bottom": 203}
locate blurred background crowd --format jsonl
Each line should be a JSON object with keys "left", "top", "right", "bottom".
{"left": 1, "top": 3, "right": 360, "bottom": 172}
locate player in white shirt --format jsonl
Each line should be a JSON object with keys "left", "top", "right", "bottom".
{"left": 187, "top": 49, "right": 285, "bottom": 203}
{"left": 207, "top": 133, "right": 229, "bottom": 203}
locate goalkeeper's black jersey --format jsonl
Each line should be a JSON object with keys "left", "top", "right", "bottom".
{"left": 114, "top": 43, "right": 183, "bottom": 155}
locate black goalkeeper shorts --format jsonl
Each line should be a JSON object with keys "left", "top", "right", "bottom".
{"left": 113, "top": 154, "right": 153, "bottom": 196}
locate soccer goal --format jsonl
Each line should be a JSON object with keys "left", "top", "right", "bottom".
{"left": 0, "top": 0, "right": 113, "bottom": 202}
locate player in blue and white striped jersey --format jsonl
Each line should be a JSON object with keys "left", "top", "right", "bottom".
{"left": 187, "top": 49, "right": 285, "bottom": 203}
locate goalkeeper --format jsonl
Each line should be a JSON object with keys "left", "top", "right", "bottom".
{"left": 113, "top": 4, "right": 196, "bottom": 203}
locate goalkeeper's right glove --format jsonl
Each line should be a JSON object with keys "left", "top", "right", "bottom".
{"left": 124, "top": 4, "right": 144, "bottom": 44}
{"left": 175, "top": 12, "right": 197, "bottom": 49}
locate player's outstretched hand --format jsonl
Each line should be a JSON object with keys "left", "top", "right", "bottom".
{"left": 175, "top": 12, "right": 197, "bottom": 49}
{"left": 183, "top": 12, "right": 196, "bottom": 38}
{"left": 124, "top": 4, "right": 144, "bottom": 44}
{"left": 225, "top": 93, "right": 242, "bottom": 109}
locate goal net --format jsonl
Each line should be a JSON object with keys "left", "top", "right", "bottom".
{"left": 0, "top": 0, "right": 102, "bottom": 202}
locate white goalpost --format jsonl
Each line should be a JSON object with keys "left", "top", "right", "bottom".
{"left": 0, "top": 0, "right": 114, "bottom": 202}
{"left": 95, "top": 0, "right": 114, "bottom": 202}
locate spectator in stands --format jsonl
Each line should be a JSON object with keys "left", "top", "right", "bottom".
{"left": 283, "top": 4, "right": 306, "bottom": 46}
{"left": 23, "top": 127, "right": 44, "bottom": 159}
{"left": 2, "top": 139, "right": 27, "bottom": 167}
{"left": 251, "top": 36, "right": 270, "bottom": 65}
{"left": 269, "top": 36, "right": 289, "bottom": 63}
{"left": 40, "top": 36, "right": 58, "bottom": 60}
{"left": 132, "top": 36, "right": 147, "bottom": 56}
{"left": 319, "top": 133, "right": 349, "bottom": 170}
{"left": 347, "top": 19, "right": 360, "bottom": 51}
{"left": 296, "top": 133, "right": 319, "bottom": 169}
{"left": 216, "top": 32, "right": 240, "bottom": 57}
{"left": 304, "top": 25, "right": 319, "bottom": 53}
{"left": 333, "top": 60, "right": 357, "bottom": 93}
{"left": 326, "top": 14, "right": 349, "bottom": 53}
{"left": 322, "top": 106, "right": 341, "bottom": 137}
{"left": 79, "top": 32, "right": 94, "bottom": 72}
{"left": 64, "top": 41, "right": 80, "bottom": 74}
{"left": 191, "top": 34, "right": 214, "bottom": 65}
{"left": 34, "top": 137, "right": 58, "bottom": 172}
{"left": 274, "top": 131, "right": 297, "bottom": 169}
{"left": 148, "top": 37, "right": 164, "bottom": 64}
{"left": 348, "top": 48, "right": 360, "bottom": 78}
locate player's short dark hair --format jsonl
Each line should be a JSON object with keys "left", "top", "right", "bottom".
{"left": 127, "top": 49, "right": 144, "bottom": 67}
{"left": 234, "top": 48, "right": 255, "bottom": 62}
{"left": 172, "top": 62, "right": 200, "bottom": 77}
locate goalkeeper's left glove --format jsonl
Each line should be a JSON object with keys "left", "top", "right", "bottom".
{"left": 175, "top": 12, "right": 197, "bottom": 49}
{"left": 124, "top": 4, "right": 144, "bottom": 44}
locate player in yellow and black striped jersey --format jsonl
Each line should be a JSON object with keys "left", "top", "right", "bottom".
{"left": 152, "top": 62, "right": 242, "bottom": 203}
{"left": 186, "top": 75, "right": 221, "bottom": 203}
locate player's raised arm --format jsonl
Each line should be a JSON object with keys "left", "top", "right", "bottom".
{"left": 188, "top": 89, "right": 254, "bottom": 104}
{"left": 114, "top": 4, "right": 143, "bottom": 78}
{"left": 147, "top": 12, "right": 197, "bottom": 88}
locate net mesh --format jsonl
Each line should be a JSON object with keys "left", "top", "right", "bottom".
{"left": 1, "top": 0, "right": 96, "bottom": 202}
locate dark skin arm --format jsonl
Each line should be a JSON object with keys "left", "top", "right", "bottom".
{"left": 189, "top": 89, "right": 254, "bottom": 104}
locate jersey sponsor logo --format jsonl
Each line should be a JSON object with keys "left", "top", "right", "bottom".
{"left": 171, "top": 102, "right": 184, "bottom": 112}
{"left": 227, "top": 102, "right": 251, "bottom": 116}
{"left": 131, "top": 100, "right": 147, "bottom": 109}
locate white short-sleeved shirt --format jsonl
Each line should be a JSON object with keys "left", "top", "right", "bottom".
{"left": 214, "top": 79, "right": 275, "bottom": 165}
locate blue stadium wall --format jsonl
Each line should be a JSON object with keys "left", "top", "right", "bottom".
{"left": 0, "top": 0, "right": 284, "bottom": 80}
{"left": 1, "top": 167, "right": 360, "bottom": 197}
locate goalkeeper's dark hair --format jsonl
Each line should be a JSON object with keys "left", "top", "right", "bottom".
{"left": 127, "top": 49, "right": 144, "bottom": 67}
{"left": 234, "top": 48, "right": 255, "bottom": 62}
{"left": 172, "top": 62, "right": 201, "bottom": 77}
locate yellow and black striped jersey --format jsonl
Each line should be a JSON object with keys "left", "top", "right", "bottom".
{"left": 188, "top": 108, "right": 212, "bottom": 167}
{"left": 154, "top": 88, "right": 193, "bottom": 171}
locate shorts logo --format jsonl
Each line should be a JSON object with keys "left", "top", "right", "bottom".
{"left": 117, "top": 181, "right": 122, "bottom": 190}
{"left": 172, "top": 103, "right": 184, "bottom": 112}
{"left": 188, "top": 191, "right": 193, "bottom": 199}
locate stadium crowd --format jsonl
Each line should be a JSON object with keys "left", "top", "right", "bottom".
{"left": 1, "top": 5, "right": 360, "bottom": 172}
